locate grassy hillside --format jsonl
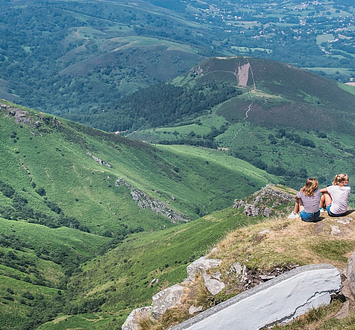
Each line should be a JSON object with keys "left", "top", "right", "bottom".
{"left": 0, "top": 99, "right": 278, "bottom": 329}
{"left": 34, "top": 184, "right": 355, "bottom": 330}
{"left": 122, "top": 57, "right": 355, "bottom": 194}
{"left": 130, "top": 209, "right": 355, "bottom": 330}
{"left": 34, "top": 186, "right": 295, "bottom": 330}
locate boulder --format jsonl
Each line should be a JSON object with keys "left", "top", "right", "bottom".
{"left": 346, "top": 251, "right": 355, "bottom": 297}
{"left": 152, "top": 284, "right": 186, "bottom": 318}
{"left": 121, "top": 306, "right": 153, "bottom": 330}
{"left": 171, "top": 264, "right": 341, "bottom": 330}
{"left": 186, "top": 257, "right": 225, "bottom": 295}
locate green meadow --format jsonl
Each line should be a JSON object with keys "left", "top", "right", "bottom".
{"left": 0, "top": 99, "right": 279, "bottom": 329}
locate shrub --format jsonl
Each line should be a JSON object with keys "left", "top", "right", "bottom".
{"left": 35, "top": 187, "right": 46, "bottom": 196}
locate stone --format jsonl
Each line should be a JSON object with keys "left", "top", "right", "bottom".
{"left": 121, "top": 306, "right": 153, "bottom": 330}
{"left": 233, "top": 262, "right": 243, "bottom": 275}
{"left": 334, "top": 301, "right": 349, "bottom": 320}
{"left": 149, "top": 278, "right": 159, "bottom": 286}
{"left": 263, "top": 208, "right": 272, "bottom": 217}
{"left": 186, "top": 257, "right": 225, "bottom": 295}
{"left": 186, "top": 257, "right": 222, "bottom": 282}
{"left": 330, "top": 225, "right": 342, "bottom": 236}
{"left": 346, "top": 251, "right": 355, "bottom": 297}
{"left": 204, "top": 275, "right": 225, "bottom": 295}
{"left": 189, "top": 305, "right": 203, "bottom": 315}
{"left": 259, "top": 229, "right": 270, "bottom": 235}
{"left": 152, "top": 284, "right": 186, "bottom": 318}
{"left": 171, "top": 264, "right": 341, "bottom": 330}
{"left": 337, "top": 217, "right": 353, "bottom": 225}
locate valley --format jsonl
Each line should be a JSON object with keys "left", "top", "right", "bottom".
{"left": 0, "top": 99, "right": 277, "bottom": 329}
{"left": 1, "top": 1, "right": 355, "bottom": 329}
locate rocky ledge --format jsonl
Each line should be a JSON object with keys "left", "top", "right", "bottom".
{"left": 233, "top": 184, "right": 295, "bottom": 217}
{"left": 115, "top": 178, "right": 189, "bottom": 224}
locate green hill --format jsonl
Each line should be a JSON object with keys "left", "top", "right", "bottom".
{"left": 101, "top": 56, "right": 355, "bottom": 193}
{"left": 0, "top": 99, "right": 277, "bottom": 329}
{"left": 2, "top": 0, "right": 355, "bottom": 120}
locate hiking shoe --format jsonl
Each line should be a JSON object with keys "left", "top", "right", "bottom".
{"left": 288, "top": 211, "right": 299, "bottom": 219}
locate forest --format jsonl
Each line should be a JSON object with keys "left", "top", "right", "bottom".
{"left": 0, "top": 0, "right": 355, "bottom": 126}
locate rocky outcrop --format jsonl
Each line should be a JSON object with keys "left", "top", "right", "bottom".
{"left": 122, "top": 306, "right": 153, "bottom": 330}
{"left": 122, "top": 258, "right": 343, "bottom": 330}
{"left": 1, "top": 104, "right": 31, "bottom": 124}
{"left": 1, "top": 103, "right": 62, "bottom": 130}
{"left": 233, "top": 185, "right": 294, "bottom": 217}
{"left": 172, "top": 264, "right": 342, "bottom": 330}
{"left": 185, "top": 257, "right": 225, "bottom": 295}
{"left": 86, "top": 151, "right": 112, "bottom": 168}
{"left": 152, "top": 284, "right": 186, "bottom": 318}
{"left": 115, "top": 178, "right": 189, "bottom": 223}
{"left": 190, "top": 66, "right": 204, "bottom": 76}
{"left": 122, "top": 257, "right": 225, "bottom": 329}
{"left": 346, "top": 251, "right": 355, "bottom": 297}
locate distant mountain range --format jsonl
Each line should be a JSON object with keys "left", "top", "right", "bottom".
{"left": 1, "top": 0, "right": 355, "bottom": 118}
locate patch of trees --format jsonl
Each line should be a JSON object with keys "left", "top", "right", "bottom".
{"left": 17, "top": 290, "right": 68, "bottom": 330}
{"left": 232, "top": 150, "right": 308, "bottom": 189}
{"left": 83, "top": 82, "right": 242, "bottom": 132}
{"left": 0, "top": 234, "right": 34, "bottom": 252}
{"left": 0, "top": 249, "right": 47, "bottom": 286}
{"left": 98, "top": 225, "right": 144, "bottom": 255}
{"left": 269, "top": 129, "right": 316, "bottom": 148}
{"left": 157, "top": 138, "right": 218, "bottom": 149}
{"left": 65, "top": 297, "right": 107, "bottom": 315}
{"left": 0, "top": 181, "right": 89, "bottom": 232}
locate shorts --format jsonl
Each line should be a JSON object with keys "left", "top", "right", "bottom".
{"left": 327, "top": 204, "right": 348, "bottom": 217}
{"left": 300, "top": 210, "right": 321, "bottom": 222}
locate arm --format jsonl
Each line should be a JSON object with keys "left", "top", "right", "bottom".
{"left": 319, "top": 187, "right": 328, "bottom": 193}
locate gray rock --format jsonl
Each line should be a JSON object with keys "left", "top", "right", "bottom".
{"left": 233, "top": 262, "right": 243, "bottom": 275}
{"left": 121, "top": 306, "right": 153, "bottom": 330}
{"left": 189, "top": 305, "right": 203, "bottom": 315}
{"left": 152, "top": 284, "right": 186, "bottom": 318}
{"left": 186, "top": 257, "right": 225, "bottom": 295}
{"left": 346, "top": 251, "right": 355, "bottom": 297}
{"left": 330, "top": 225, "right": 342, "bottom": 236}
{"left": 337, "top": 217, "right": 353, "bottom": 225}
{"left": 171, "top": 264, "right": 341, "bottom": 330}
{"left": 263, "top": 208, "right": 272, "bottom": 217}
{"left": 186, "top": 257, "right": 222, "bottom": 282}
{"left": 204, "top": 274, "right": 225, "bottom": 295}
{"left": 115, "top": 178, "right": 189, "bottom": 223}
{"left": 149, "top": 278, "right": 159, "bottom": 286}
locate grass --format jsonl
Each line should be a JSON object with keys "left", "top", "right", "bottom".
{"left": 118, "top": 206, "right": 355, "bottom": 330}
{"left": 147, "top": 210, "right": 355, "bottom": 329}
{"left": 0, "top": 100, "right": 280, "bottom": 329}
{"left": 45, "top": 205, "right": 276, "bottom": 329}
{"left": 0, "top": 100, "right": 278, "bottom": 232}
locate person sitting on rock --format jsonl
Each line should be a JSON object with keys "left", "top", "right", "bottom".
{"left": 319, "top": 173, "right": 350, "bottom": 217}
{"left": 288, "top": 178, "right": 321, "bottom": 222}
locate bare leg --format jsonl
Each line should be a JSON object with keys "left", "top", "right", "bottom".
{"left": 319, "top": 194, "right": 325, "bottom": 208}
{"left": 298, "top": 198, "right": 304, "bottom": 212}
{"left": 293, "top": 198, "right": 303, "bottom": 213}
{"left": 321, "top": 192, "right": 332, "bottom": 207}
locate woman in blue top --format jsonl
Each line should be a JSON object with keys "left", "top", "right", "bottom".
{"left": 288, "top": 178, "right": 321, "bottom": 222}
